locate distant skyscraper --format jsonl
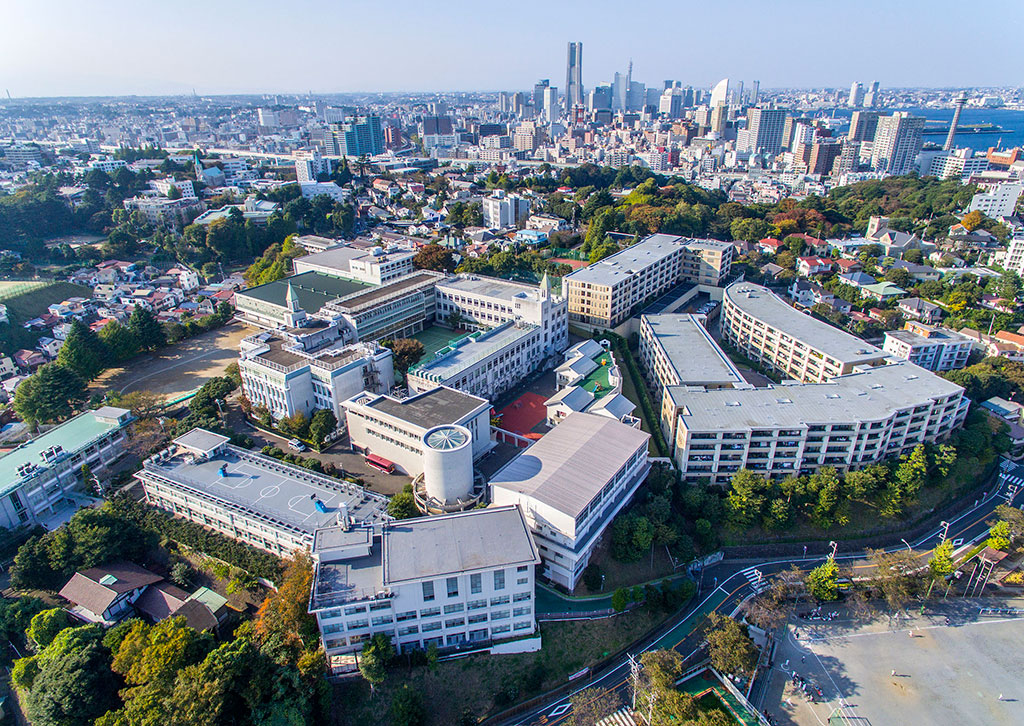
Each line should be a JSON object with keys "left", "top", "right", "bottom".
{"left": 659, "top": 88, "right": 683, "bottom": 118}
{"left": 745, "top": 105, "right": 787, "bottom": 156}
{"left": 588, "top": 85, "right": 612, "bottom": 112}
{"left": 848, "top": 82, "right": 865, "bottom": 108}
{"left": 329, "top": 115, "right": 384, "bottom": 157}
{"left": 533, "top": 80, "right": 550, "bottom": 115}
{"left": 710, "top": 78, "right": 730, "bottom": 108}
{"left": 710, "top": 102, "right": 728, "bottom": 135}
{"left": 864, "top": 80, "right": 880, "bottom": 108}
{"left": 944, "top": 91, "right": 968, "bottom": 152}
{"left": 848, "top": 110, "right": 880, "bottom": 143}
{"left": 871, "top": 112, "right": 925, "bottom": 175}
{"left": 542, "top": 86, "right": 560, "bottom": 123}
{"left": 750, "top": 80, "right": 760, "bottom": 106}
{"left": 565, "top": 42, "right": 584, "bottom": 108}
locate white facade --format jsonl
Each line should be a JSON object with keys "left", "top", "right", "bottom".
{"left": 151, "top": 178, "right": 197, "bottom": 199}
{"left": 293, "top": 246, "right": 416, "bottom": 286}
{"left": 342, "top": 386, "right": 491, "bottom": 476}
{"left": 309, "top": 506, "right": 540, "bottom": 659}
{"left": 434, "top": 274, "right": 569, "bottom": 357}
{"left": 870, "top": 112, "right": 925, "bottom": 176}
{"left": 489, "top": 413, "right": 651, "bottom": 590}
{"left": 969, "top": 183, "right": 1024, "bottom": 219}
{"left": 299, "top": 181, "right": 349, "bottom": 203}
{"left": 295, "top": 150, "right": 331, "bottom": 183}
{"left": 239, "top": 331, "right": 394, "bottom": 421}
{"left": 1003, "top": 235, "right": 1024, "bottom": 277}
{"left": 482, "top": 190, "right": 531, "bottom": 229}
{"left": 882, "top": 324, "right": 973, "bottom": 372}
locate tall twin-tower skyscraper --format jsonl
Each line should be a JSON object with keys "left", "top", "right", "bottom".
{"left": 565, "top": 42, "right": 583, "bottom": 108}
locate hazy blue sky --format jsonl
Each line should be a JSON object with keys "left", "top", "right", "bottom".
{"left": 5, "top": 0, "right": 1021, "bottom": 97}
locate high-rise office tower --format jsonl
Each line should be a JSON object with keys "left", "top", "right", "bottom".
{"left": 588, "top": 85, "right": 612, "bottom": 112}
{"left": 944, "top": 91, "right": 967, "bottom": 152}
{"left": 848, "top": 82, "right": 864, "bottom": 108}
{"left": 659, "top": 88, "right": 683, "bottom": 118}
{"left": 871, "top": 112, "right": 926, "bottom": 175}
{"left": 710, "top": 78, "right": 730, "bottom": 108}
{"left": 864, "top": 80, "right": 880, "bottom": 108}
{"left": 565, "top": 42, "right": 583, "bottom": 108}
{"left": 542, "top": 86, "right": 560, "bottom": 123}
{"left": 533, "top": 80, "right": 550, "bottom": 114}
{"left": 710, "top": 102, "right": 728, "bottom": 135}
{"left": 750, "top": 80, "right": 760, "bottom": 106}
{"left": 848, "top": 110, "right": 880, "bottom": 143}
{"left": 745, "top": 105, "right": 787, "bottom": 156}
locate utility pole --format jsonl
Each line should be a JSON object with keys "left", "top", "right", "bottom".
{"left": 629, "top": 653, "right": 642, "bottom": 711}
{"left": 940, "top": 521, "right": 951, "bottom": 543}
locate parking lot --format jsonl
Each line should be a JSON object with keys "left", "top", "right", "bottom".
{"left": 762, "top": 601, "right": 1024, "bottom": 726}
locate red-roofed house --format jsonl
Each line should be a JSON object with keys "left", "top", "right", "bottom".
{"left": 796, "top": 256, "right": 834, "bottom": 276}
{"left": 758, "top": 237, "right": 783, "bottom": 254}
{"left": 834, "top": 258, "right": 863, "bottom": 274}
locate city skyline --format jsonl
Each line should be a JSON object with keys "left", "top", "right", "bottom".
{"left": 4, "top": 0, "right": 1023, "bottom": 97}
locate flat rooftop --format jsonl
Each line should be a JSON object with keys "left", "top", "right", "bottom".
{"left": 236, "top": 271, "right": 372, "bottom": 313}
{"left": 312, "top": 543, "right": 385, "bottom": 608}
{"left": 329, "top": 271, "right": 442, "bottom": 311}
{"left": 671, "top": 361, "right": 964, "bottom": 431}
{"left": 489, "top": 412, "right": 650, "bottom": 519}
{"left": 140, "top": 443, "right": 389, "bottom": 536}
{"left": 409, "top": 322, "right": 537, "bottom": 382}
{"left": 886, "top": 328, "right": 974, "bottom": 346}
{"left": 383, "top": 505, "right": 537, "bottom": 585}
{"left": 359, "top": 386, "right": 488, "bottom": 431}
{"left": 564, "top": 233, "right": 684, "bottom": 287}
{"left": 725, "top": 282, "right": 885, "bottom": 365}
{"left": 0, "top": 408, "right": 131, "bottom": 496}
{"left": 437, "top": 274, "right": 544, "bottom": 303}
{"left": 296, "top": 245, "right": 415, "bottom": 272}
{"left": 643, "top": 314, "right": 746, "bottom": 387}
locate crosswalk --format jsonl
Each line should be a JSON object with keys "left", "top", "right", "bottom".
{"left": 595, "top": 707, "right": 638, "bottom": 726}
{"left": 741, "top": 566, "right": 771, "bottom": 595}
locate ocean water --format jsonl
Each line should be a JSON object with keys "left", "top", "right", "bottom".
{"left": 824, "top": 107, "right": 1024, "bottom": 152}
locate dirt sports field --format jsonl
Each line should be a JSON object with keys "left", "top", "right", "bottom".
{"left": 91, "top": 322, "right": 252, "bottom": 400}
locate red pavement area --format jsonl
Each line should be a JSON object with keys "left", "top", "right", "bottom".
{"left": 551, "top": 258, "right": 587, "bottom": 270}
{"left": 496, "top": 392, "right": 548, "bottom": 438}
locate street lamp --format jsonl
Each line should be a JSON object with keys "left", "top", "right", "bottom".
{"left": 940, "top": 521, "right": 951, "bottom": 542}
{"left": 901, "top": 539, "right": 912, "bottom": 552}
{"left": 829, "top": 541, "right": 838, "bottom": 559}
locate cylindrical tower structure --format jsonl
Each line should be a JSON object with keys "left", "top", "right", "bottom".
{"left": 421, "top": 425, "right": 474, "bottom": 505}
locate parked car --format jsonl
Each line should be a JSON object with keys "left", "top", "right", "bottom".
{"left": 288, "top": 438, "right": 306, "bottom": 452}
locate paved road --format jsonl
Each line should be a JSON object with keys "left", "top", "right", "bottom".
{"left": 495, "top": 468, "right": 1017, "bottom": 726}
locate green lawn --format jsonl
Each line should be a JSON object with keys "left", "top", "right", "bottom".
{"left": 0, "top": 281, "right": 93, "bottom": 357}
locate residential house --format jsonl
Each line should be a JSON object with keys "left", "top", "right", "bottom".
{"left": 760, "top": 263, "right": 786, "bottom": 282}
{"left": 861, "top": 281, "right": 907, "bottom": 301}
{"left": 789, "top": 279, "right": 835, "bottom": 308}
{"left": 889, "top": 259, "right": 941, "bottom": 283}
{"left": 758, "top": 237, "right": 784, "bottom": 255}
{"left": 899, "top": 297, "right": 943, "bottom": 323}
{"left": 796, "top": 256, "right": 833, "bottom": 276}
{"left": 834, "top": 258, "right": 863, "bottom": 275}
{"left": 838, "top": 272, "right": 877, "bottom": 289}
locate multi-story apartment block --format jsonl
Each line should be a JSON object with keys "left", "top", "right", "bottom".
{"left": 489, "top": 412, "right": 651, "bottom": 590}
{"left": 564, "top": 234, "right": 733, "bottom": 329}
{"left": 434, "top": 274, "right": 568, "bottom": 357}
{"left": 136, "top": 429, "right": 389, "bottom": 557}
{"left": 406, "top": 321, "right": 544, "bottom": 401}
{"left": 0, "top": 407, "right": 133, "bottom": 529}
{"left": 293, "top": 246, "right": 416, "bottom": 286}
{"left": 482, "top": 190, "right": 531, "bottom": 229}
{"left": 667, "top": 362, "right": 968, "bottom": 484}
{"left": 882, "top": 323, "right": 974, "bottom": 372}
{"left": 639, "top": 314, "right": 747, "bottom": 403}
{"left": 721, "top": 282, "right": 888, "bottom": 382}
{"left": 342, "top": 386, "right": 491, "bottom": 477}
{"left": 239, "top": 329, "right": 394, "bottom": 421}
{"left": 295, "top": 149, "right": 331, "bottom": 183}
{"left": 151, "top": 178, "right": 197, "bottom": 199}
{"left": 970, "top": 183, "right": 1024, "bottom": 220}
{"left": 122, "top": 196, "right": 205, "bottom": 232}
{"left": 1003, "top": 235, "right": 1024, "bottom": 277}
{"left": 309, "top": 506, "right": 539, "bottom": 667}
{"left": 870, "top": 112, "right": 925, "bottom": 176}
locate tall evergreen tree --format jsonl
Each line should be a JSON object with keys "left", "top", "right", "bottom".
{"left": 97, "top": 321, "right": 140, "bottom": 362}
{"left": 129, "top": 306, "right": 166, "bottom": 351}
{"left": 13, "top": 363, "right": 87, "bottom": 426}
{"left": 57, "top": 319, "right": 108, "bottom": 380}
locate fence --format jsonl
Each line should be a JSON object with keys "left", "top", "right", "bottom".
{"left": 0, "top": 278, "right": 55, "bottom": 301}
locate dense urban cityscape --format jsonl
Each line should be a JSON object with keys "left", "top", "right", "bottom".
{"left": 2, "top": 11, "right": 1024, "bottom": 726}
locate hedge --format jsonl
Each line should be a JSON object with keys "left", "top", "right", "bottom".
{"left": 110, "top": 496, "right": 284, "bottom": 584}
{"left": 601, "top": 330, "right": 671, "bottom": 458}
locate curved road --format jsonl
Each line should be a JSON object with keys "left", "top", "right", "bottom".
{"left": 497, "top": 470, "right": 1017, "bottom": 726}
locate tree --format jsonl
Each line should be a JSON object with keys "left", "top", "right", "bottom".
{"left": 128, "top": 305, "right": 166, "bottom": 351}
{"left": 589, "top": 240, "right": 619, "bottom": 263}
{"left": 884, "top": 267, "right": 912, "bottom": 288}
{"left": 867, "top": 548, "right": 918, "bottom": 613}
{"left": 927, "top": 539, "right": 955, "bottom": 597}
{"left": 987, "top": 520, "right": 1011, "bottom": 551}
{"left": 960, "top": 210, "right": 985, "bottom": 231}
{"left": 27, "top": 608, "right": 71, "bottom": 649}
{"left": 391, "top": 685, "right": 426, "bottom": 726}
{"left": 703, "top": 612, "right": 758, "bottom": 676}
{"left": 725, "top": 470, "right": 767, "bottom": 528}
{"left": 57, "top": 319, "right": 108, "bottom": 380}
{"left": 569, "top": 687, "right": 620, "bottom": 726}
{"left": 805, "top": 557, "right": 839, "bottom": 602}
{"left": 611, "top": 587, "right": 630, "bottom": 612}
{"left": 635, "top": 650, "right": 700, "bottom": 725}
{"left": 98, "top": 321, "right": 140, "bottom": 362}
{"left": 14, "top": 363, "right": 88, "bottom": 427}
{"left": 359, "top": 633, "right": 394, "bottom": 692}
{"left": 308, "top": 408, "right": 338, "bottom": 448}
{"left": 254, "top": 551, "right": 319, "bottom": 651}
{"left": 385, "top": 338, "right": 425, "bottom": 373}
{"left": 167, "top": 185, "right": 183, "bottom": 200}
{"left": 25, "top": 625, "right": 120, "bottom": 726}
{"left": 170, "top": 561, "right": 192, "bottom": 587}
{"left": 894, "top": 444, "right": 928, "bottom": 499}
{"left": 387, "top": 484, "right": 419, "bottom": 519}
{"left": 413, "top": 245, "right": 457, "bottom": 273}
{"left": 610, "top": 513, "right": 654, "bottom": 562}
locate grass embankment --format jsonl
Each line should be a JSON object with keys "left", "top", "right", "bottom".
{"left": 332, "top": 609, "right": 671, "bottom": 725}
{"left": 0, "top": 281, "right": 93, "bottom": 356}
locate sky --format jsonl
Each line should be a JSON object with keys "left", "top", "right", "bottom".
{"left": 4, "top": 0, "right": 1022, "bottom": 97}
